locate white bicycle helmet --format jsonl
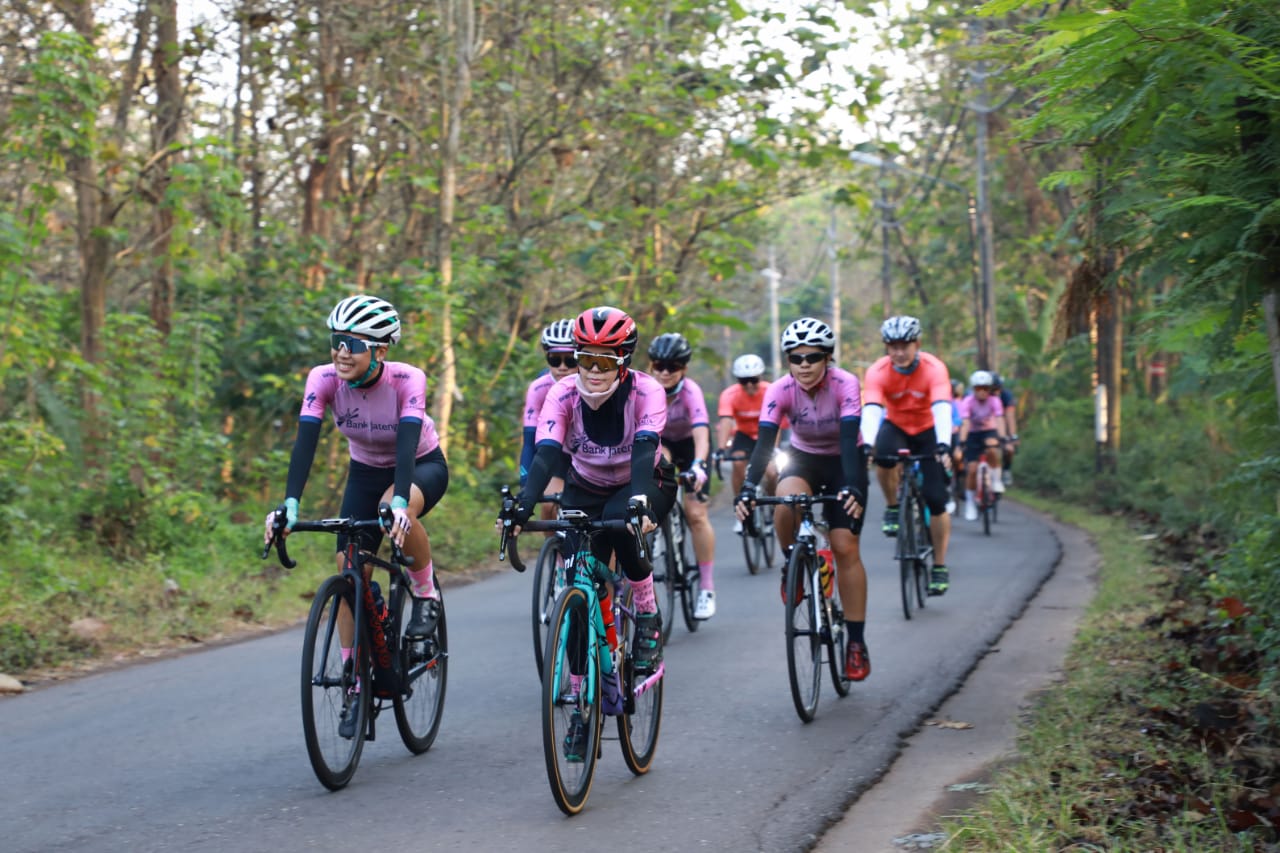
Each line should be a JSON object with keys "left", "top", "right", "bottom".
{"left": 540, "top": 318, "right": 575, "bottom": 351}
{"left": 780, "top": 318, "right": 835, "bottom": 352}
{"left": 969, "top": 370, "right": 994, "bottom": 388}
{"left": 732, "top": 354, "right": 766, "bottom": 379}
{"left": 880, "top": 315, "right": 921, "bottom": 343}
{"left": 328, "top": 295, "right": 401, "bottom": 344}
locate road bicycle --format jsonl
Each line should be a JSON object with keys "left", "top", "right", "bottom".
{"left": 712, "top": 449, "right": 777, "bottom": 574}
{"left": 880, "top": 450, "right": 936, "bottom": 620}
{"left": 499, "top": 488, "right": 664, "bottom": 815}
{"left": 974, "top": 439, "right": 1003, "bottom": 536}
{"left": 263, "top": 504, "right": 448, "bottom": 790}
{"left": 745, "top": 492, "right": 849, "bottom": 723}
{"left": 650, "top": 471, "right": 701, "bottom": 639}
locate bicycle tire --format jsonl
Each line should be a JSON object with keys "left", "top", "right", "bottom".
{"left": 531, "top": 536, "right": 562, "bottom": 678}
{"left": 676, "top": 500, "right": 698, "bottom": 582}
{"left": 541, "top": 586, "right": 602, "bottom": 816}
{"left": 615, "top": 598, "right": 663, "bottom": 774}
{"left": 912, "top": 496, "right": 931, "bottom": 609}
{"left": 680, "top": 564, "right": 700, "bottom": 633}
{"left": 393, "top": 584, "right": 448, "bottom": 754}
{"left": 825, "top": 587, "right": 850, "bottom": 698}
{"left": 784, "top": 546, "right": 822, "bottom": 723}
{"left": 743, "top": 503, "right": 764, "bottom": 575}
{"left": 761, "top": 509, "right": 777, "bottom": 569}
{"left": 898, "top": 493, "right": 919, "bottom": 621}
{"left": 648, "top": 519, "right": 678, "bottom": 644}
{"left": 301, "top": 575, "right": 368, "bottom": 790}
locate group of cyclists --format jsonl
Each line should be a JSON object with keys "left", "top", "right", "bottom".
{"left": 264, "top": 294, "right": 1021, "bottom": 724}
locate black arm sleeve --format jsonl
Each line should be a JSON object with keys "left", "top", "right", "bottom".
{"left": 743, "top": 423, "right": 781, "bottom": 487}
{"left": 840, "top": 417, "right": 867, "bottom": 496}
{"left": 629, "top": 435, "right": 660, "bottom": 495}
{"left": 284, "top": 419, "right": 323, "bottom": 500}
{"left": 394, "top": 418, "right": 423, "bottom": 503}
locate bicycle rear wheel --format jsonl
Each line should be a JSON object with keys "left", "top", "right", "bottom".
{"left": 680, "top": 564, "right": 701, "bottom": 633}
{"left": 541, "top": 586, "right": 602, "bottom": 816}
{"left": 615, "top": 602, "right": 663, "bottom": 774}
{"left": 784, "top": 546, "right": 822, "bottom": 723}
{"left": 898, "top": 495, "right": 919, "bottom": 621}
{"left": 394, "top": 584, "right": 448, "bottom": 754}
{"left": 301, "top": 575, "right": 368, "bottom": 790}
{"left": 912, "top": 498, "right": 931, "bottom": 609}
{"left": 531, "top": 536, "right": 563, "bottom": 678}
{"left": 648, "top": 520, "right": 677, "bottom": 643}
{"left": 825, "top": 591, "right": 850, "bottom": 697}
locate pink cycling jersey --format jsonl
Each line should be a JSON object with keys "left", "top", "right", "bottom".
{"left": 300, "top": 361, "right": 440, "bottom": 467}
{"left": 535, "top": 370, "right": 667, "bottom": 489}
{"left": 759, "top": 367, "right": 862, "bottom": 455}
{"left": 959, "top": 393, "right": 1004, "bottom": 432}
{"left": 661, "top": 377, "right": 710, "bottom": 442}
{"left": 523, "top": 372, "right": 558, "bottom": 430}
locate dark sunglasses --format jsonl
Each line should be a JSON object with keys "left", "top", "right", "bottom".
{"left": 787, "top": 351, "right": 827, "bottom": 366}
{"left": 738, "top": 377, "right": 761, "bottom": 386}
{"left": 330, "top": 333, "right": 384, "bottom": 355}
{"left": 650, "top": 360, "right": 686, "bottom": 374}
{"left": 546, "top": 353, "right": 577, "bottom": 369}
{"left": 574, "top": 351, "right": 626, "bottom": 372}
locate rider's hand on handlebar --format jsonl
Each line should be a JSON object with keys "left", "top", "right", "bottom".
{"left": 626, "top": 495, "right": 656, "bottom": 537}
{"left": 837, "top": 486, "right": 864, "bottom": 519}
{"left": 263, "top": 498, "right": 298, "bottom": 545}
{"left": 935, "top": 442, "right": 953, "bottom": 472}
{"left": 734, "top": 484, "right": 756, "bottom": 521}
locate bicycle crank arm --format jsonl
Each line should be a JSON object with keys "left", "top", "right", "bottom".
{"left": 632, "top": 663, "right": 665, "bottom": 698}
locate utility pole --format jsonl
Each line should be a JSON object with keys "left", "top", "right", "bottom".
{"left": 828, "top": 206, "right": 841, "bottom": 361}
{"left": 877, "top": 158, "right": 894, "bottom": 318}
{"left": 969, "top": 18, "right": 998, "bottom": 371}
{"left": 764, "top": 247, "right": 782, "bottom": 380}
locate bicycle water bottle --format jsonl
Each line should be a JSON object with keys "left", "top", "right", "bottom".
{"left": 817, "top": 549, "right": 834, "bottom": 599}
{"left": 599, "top": 590, "right": 618, "bottom": 652}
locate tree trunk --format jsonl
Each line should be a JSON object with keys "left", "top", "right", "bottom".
{"left": 149, "top": 0, "right": 182, "bottom": 335}
{"left": 431, "top": 0, "right": 477, "bottom": 455}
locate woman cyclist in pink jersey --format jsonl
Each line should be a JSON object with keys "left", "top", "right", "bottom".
{"left": 647, "top": 332, "right": 717, "bottom": 620}
{"left": 264, "top": 295, "right": 448, "bottom": 737}
{"left": 957, "top": 370, "right": 1007, "bottom": 521}
{"left": 520, "top": 318, "right": 576, "bottom": 521}
{"left": 733, "top": 318, "right": 872, "bottom": 683}
{"left": 508, "top": 306, "right": 677, "bottom": 676}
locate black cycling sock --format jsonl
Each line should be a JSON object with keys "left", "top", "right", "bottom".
{"left": 932, "top": 563, "right": 946, "bottom": 571}
{"left": 886, "top": 504, "right": 899, "bottom": 511}
{"left": 846, "top": 620, "right": 865, "bottom": 644}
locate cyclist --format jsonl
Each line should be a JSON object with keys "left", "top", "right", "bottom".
{"left": 716, "top": 353, "right": 784, "bottom": 533}
{"left": 948, "top": 379, "right": 965, "bottom": 509}
{"left": 860, "top": 315, "right": 955, "bottom": 596}
{"left": 733, "top": 318, "right": 871, "bottom": 682}
{"left": 647, "top": 332, "right": 718, "bottom": 620}
{"left": 957, "top": 369, "right": 1008, "bottom": 521}
{"left": 508, "top": 306, "right": 677, "bottom": 680}
{"left": 263, "top": 295, "right": 448, "bottom": 737}
{"left": 520, "top": 318, "right": 576, "bottom": 521}
{"left": 992, "top": 371, "right": 1018, "bottom": 488}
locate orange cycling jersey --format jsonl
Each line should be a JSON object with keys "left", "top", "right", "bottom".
{"left": 718, "top": 381, "right": 787, "bottom": 439}
{"left": 862, "top": 352, "right": 952, "bottom": 435}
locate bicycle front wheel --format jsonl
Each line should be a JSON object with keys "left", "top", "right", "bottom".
{"left": 913, "top": 500, "right": 931, "bottom": 609}
{"left": 394, "top": 585, "right": 448, "bottom": 754}
{"left": 542, "top": 586, "right": 602, "bottom": 816}
{"left": 301, "top": 575, "right": 368, "bottom": 790}
{"left": 648, "top": 520, "right": 678, "bottom": 643}
{"left": 742, "top": 503, "right": 765, "bottom": 575}
{"left": 615, "top": 601, "right": 663, "bottom": 774}
{"left": 784, "top": 546, "right": 822, "bottom": 723}
{"left": 680, "top": 565, "right": 701, "bottom": 633}
{"left": 531, "top": 536, "right": 563, "bottom": 678}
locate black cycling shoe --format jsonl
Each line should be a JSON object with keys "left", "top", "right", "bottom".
{"left": 405, "top": 596, "right": 440, "bottom": 639}
{"left": 631, "top": 611, "right": 663, "bottom": 674}
{"left": 928, "top": 565, "right": 950, "bottom": 596}
{"left": 339, "top": 699, "right": 360, "bottom": 739}
{"left": 563, "top": 710, "right": 587, "bottom": 762}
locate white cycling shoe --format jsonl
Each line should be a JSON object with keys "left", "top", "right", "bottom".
{"left": 993, "top": 471, "right": 1006, "bottom": 493}
{"left": 732, "top": 518, "right": 743, "bottom": 534}
{"left": 693, "top": 589, "right": 717, "bottom": 620}
{"left": 964, "top": 497, "right": 979, "bottom": 521}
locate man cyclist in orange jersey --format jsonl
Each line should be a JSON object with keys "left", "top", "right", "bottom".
{"left": 860, "top": 315, "right": 956, "bottom": 596}
{"left": 716, "top": 354, "right": 784, "bottom": 533}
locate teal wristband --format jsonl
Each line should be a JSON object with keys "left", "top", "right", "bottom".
{"left": 390, "top": 496, "right": 409, "bottom": 511}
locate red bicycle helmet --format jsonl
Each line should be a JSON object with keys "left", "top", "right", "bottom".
{"left": 574, "top": 306, "right": 638, "bottom": 361}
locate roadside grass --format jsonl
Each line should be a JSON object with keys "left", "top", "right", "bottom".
{"left": 940, "top": 495, "right": 1279, "bottom": 852}
{"left": 0, "top": 487, "right": 500, "bottom": 679}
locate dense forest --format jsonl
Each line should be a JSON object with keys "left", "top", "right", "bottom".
{"left": 1, "top": 0, "right": 1276, "bottom": 711}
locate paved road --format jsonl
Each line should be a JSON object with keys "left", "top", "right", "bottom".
{"left": 0, "top": 491, "right": 1058, "bottom": 853}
